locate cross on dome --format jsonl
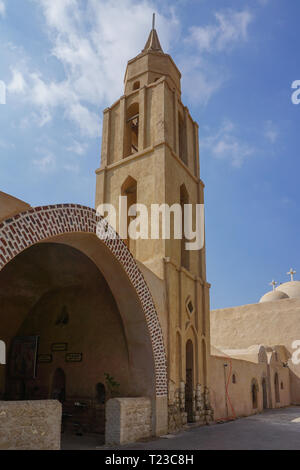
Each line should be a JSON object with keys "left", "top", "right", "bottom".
{"left": 287, "top": 268, "right": 296, "bottom": 282}
{"left": 269, "top": 280, "right": 277, "bottom": 291}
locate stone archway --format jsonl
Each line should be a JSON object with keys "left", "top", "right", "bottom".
{"left": 0, "top": 204, "right": 168, "bottom": 439}
{"left": 0, "top": 204, "right": 167, "bottom": 397}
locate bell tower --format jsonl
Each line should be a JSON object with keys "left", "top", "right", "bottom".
{"left": 95, "top": 18, "right": 212, "bottom": 427}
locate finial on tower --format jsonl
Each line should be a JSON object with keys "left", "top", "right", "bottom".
{"left": 142, "top": 12, "right": 163, "bottom": 53}
{"left": 269, "top": 280, "right": 277, "bottom": 291}
{"left": 287, "top": 268, "right": 296, "bottom": 282}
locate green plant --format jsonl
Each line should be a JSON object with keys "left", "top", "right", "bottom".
{"left": 104, "top": 373, "right": 120, "bottom": 398}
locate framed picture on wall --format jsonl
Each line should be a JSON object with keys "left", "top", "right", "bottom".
{"left": 8, "top": 336, "right": 39, "bottom": 379}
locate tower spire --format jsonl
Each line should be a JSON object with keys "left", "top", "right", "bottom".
{"left": 142, "top": 13, "right": 163, "bottom": 53}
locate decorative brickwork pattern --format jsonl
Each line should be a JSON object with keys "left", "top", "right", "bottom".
{"left": 0, "top": 204, "right": 167, "bottom": 396}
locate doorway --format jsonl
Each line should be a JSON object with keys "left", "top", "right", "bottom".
{"left": 262, "top": 377, "right": 268, "bottom": 409}
{"left": 185, "top": 340, "right": 194, "bottom": 422}
{"left": 51, "top": 368, "right": 66, "bottom": 403}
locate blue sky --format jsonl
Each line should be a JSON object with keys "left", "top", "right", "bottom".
{"left": 0, "top": 0, "right": 300, "bottom": 309}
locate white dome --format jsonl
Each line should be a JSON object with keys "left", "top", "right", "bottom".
{"left": 259, "top": 290, "right": 289, "bottom": 303}
{"left": 276, "top": 281, "right": 300, "bottom": 300}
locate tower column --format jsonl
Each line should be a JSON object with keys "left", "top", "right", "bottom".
{"left": 139, "top": 87, "right": 147, "bottom": 151}
{"left": 119, "top": 96, "right": 126, "bottom": 159}
{"left": 174, "top": 92, "right": 179, "bottom": 155}
{"left": 101, "top": 108, "right": 111, "bottom": 167}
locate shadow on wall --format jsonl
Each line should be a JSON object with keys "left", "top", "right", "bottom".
{"left": 289, "top": 368, "right": 300, "bottom": 405}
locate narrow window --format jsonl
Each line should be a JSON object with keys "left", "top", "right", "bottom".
{"left": 125, "top": 103, "right": 139, "bottom": 158}
{"left": 180, "top": 184, "right": 189, "bottom": 270}
{"left": 121, "top": 176, "right": 137, "bottom": 256}
{"left": 133, "top": 81, "right": 140, "bottom": 91}
{"left": 178, "top": 111, "right": 187, "bottom": 164}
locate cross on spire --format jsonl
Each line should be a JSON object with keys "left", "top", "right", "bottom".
{"left": 287, "top": 268, "right": 296, "bottom": 282}
{"left": 142, "top": 13, "right": 163, "bottom": 53}
{"left": 269, "top": 280, "right": 277, "bottom": 291}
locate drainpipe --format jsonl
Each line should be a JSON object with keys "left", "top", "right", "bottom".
{"left": 223, "top": 363, "right": 228, "bottom": 418}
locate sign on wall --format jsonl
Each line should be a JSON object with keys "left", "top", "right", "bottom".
{"left": 66, "top": 353, "right": 83, "bottom": 363}
{"left": 38, "top": 354, "right": 53, "bottom": 364}
{"left": 51, "top": 343, "right": 68, "bottom": 352}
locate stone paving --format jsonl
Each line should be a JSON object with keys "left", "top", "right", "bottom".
{"left": 62, "top": 406, "right": 300, "bottom": 450}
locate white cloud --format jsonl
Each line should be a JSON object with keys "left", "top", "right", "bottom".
{"left": 6, "top": 2, "right": 257, "bottom": 138}
{"left": 264, "top": 120, "right": 278, "bottom": 144}
{"left": 66, "top": 140, "right": 87, "bottom": 156}
{"left": 201, "top": 120, "right": 255, "bottom": 167}
{"left": 7, "top": 0, "right": 177, "bottom": 138}
{"left": 0, "top": 0, "right": 5, "bottom": 18}
{"left": 7, "top": 69, "right": 27, "bottom": 94}
{"left": 33, "top": 150, "right": 56, "bottom": 172}
{"left": 180, "top": 55, "right": 226, "bottom": 105}
{"left": 187, "top": 9, "right": 253, "bottom": 53}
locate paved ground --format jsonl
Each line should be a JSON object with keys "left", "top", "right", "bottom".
{"left": 62, "top": 406, "right": 300, "bottom": 450}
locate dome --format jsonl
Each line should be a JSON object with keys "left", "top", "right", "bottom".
{"left": 259, "top": 290, "right": 289, "bottom": 303}
{"left": 275, "top": 281, "right": 300, "bottom": 300}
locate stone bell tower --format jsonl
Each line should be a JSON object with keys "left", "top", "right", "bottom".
{"left": 95, "top": 17, "right": 213, "bottom": 429}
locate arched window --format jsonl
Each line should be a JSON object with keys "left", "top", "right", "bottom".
{"left": 251, "top": 379, "right": 258, "bottom": 409}
{"left": 96, "top": 382, "right": 106, "bottom": 404}
{"left": 281, "top": 381, "right": 284, "bottom": 390}
{"left": 274, "top": 373, "right": 280, "bottom": 403}
{"left": 121, "top": 176, "right": 137, "bottom": 256}
{"left": 133, "top": 81, "right": 140, "bottom": 91}
{"left": 178, "top": 111, "right": 187, "bottom": 164}
{"left": 232, "top": 374, "right": 237, "bottom": 384}
{"left": 125, "top": 103, "right": 139, "bottom": 158}
{"left": 180, "top": 184, "right": 189, "bottom": 270}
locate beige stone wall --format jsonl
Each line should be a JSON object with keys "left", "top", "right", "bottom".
{"left": 0, "top": 400, "right": 61, "bottom": 450}
{"left": 211, "top": 298, "right": 300, "bottom": 352}
{"left": 105, "top": 397, "right": 152, "bottom": 445}
{"left": 209, "top": 355, "right": 291, "bottom": 421}
{"left": 0, "top": 192, "right": 30, "bottom": 223}
{"left": 211, "top": 298, "right": 300, "bottom": 404}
